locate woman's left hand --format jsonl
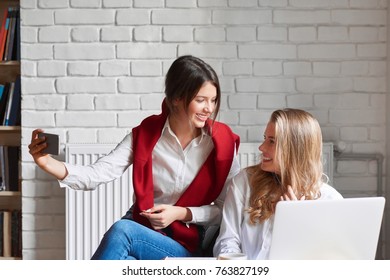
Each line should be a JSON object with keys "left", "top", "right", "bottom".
{"left": 280, "top": 185, "right": 305, "bottom": 201}
{"left": 140, "top": 205, "right": 190, "bottom": 230}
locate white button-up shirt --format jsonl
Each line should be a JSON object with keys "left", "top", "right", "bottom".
{"left": 60, "top": 120, "right": 240, "bottom": 226}
{"left": 213, "top": 169, "right": 344, "bottom": 259}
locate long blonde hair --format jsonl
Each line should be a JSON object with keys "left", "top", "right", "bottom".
{"left": 247, "top": 109, "right": 323, "bottom": 224}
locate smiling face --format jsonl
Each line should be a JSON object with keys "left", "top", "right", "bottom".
{"left": 180, "top": 81, "right": 217, "bottom": 128}
{"left": 259, "top": 121, "right": 280, "bottom": 174}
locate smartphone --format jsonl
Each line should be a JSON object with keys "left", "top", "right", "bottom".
{"left": 38, "top": 132, "right": 60, "bottom": 155}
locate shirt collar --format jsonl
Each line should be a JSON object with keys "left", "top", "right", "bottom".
{"left": 162, "top": 118, "right": 209, "bottom": 145}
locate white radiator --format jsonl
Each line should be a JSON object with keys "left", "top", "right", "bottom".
{"left": 65, "top": 142, "right": 333, "bottom": 260}
{"left": 65, "top": 144, "right": 133, "bottom": 260}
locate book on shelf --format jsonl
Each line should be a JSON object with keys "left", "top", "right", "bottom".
{"left": 0, "top": 84, "right": 4, "bottom": 112}
{"left": 0, "top": 209, "right": 21, "bottom": 258}
{"left": 11, "top": 209, "right": 21, "bottom": 257}
{"left": 2, "top": 210, "right": 11, "bottom": 257}
{"left": 0, "top": 82, "right": 10, "bottom": 123}
{"left": 3, "top": 75, "right": 21, "bottom": 126}
{"left": 14, "top": 7, "right": 20, "bottom": 61}
{"left": 4, "top": 7, "right": 19, "bottom": 61}
{"left": 0, "top": 6, "right": 19, "bottom": 61}
{"left": 2, "top": 81, "right": 15, "bottom": 125}
{"left": 0, "top": 211, "right": 3, "bottom": 256}
{"left": 3, "top": 7, "right": 13, "bottom": 61}
{"left": 0, "top": 145, "right": 5, "bottom": 191}
{"left": 0, "top": 7, "right": 10, "bottom": 61}
{"left": 0, "top": 145, "right": 20, "bottom": 192}
{"left": 0, "top": 75, "right": 21, "bottom": 126}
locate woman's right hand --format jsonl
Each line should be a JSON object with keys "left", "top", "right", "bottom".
{"left": 280, "top": 185, "right": 305, "bottom": 201}
{"left": 28, "top": 129, "right": 68, "bottom": 180}
{"left": 28, "top": 129, "right": 51, "bottom": 168}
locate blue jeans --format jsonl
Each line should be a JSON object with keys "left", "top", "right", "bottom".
{"left": 91, "top": 219, "right": 193, "bottom": 260}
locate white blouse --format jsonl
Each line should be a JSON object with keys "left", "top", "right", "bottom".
{"left": 213, "top": 169, "right": 344, "bottom": 260}
{"left": 59, "top": 120, "right": 240, "bottom": 226}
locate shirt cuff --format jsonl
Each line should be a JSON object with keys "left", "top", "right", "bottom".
{"left": 187, "top": 206, "right": 204, "bottom": 224}
{"left": 58, "top": 163, "right": 88, "bottom": 190}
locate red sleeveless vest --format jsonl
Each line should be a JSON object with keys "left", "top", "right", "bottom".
{"left": 131, "top": 100, "right": 239, "bottom": 252}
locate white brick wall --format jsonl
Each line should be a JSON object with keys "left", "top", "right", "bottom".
{"left": 20, "top": 1, "right": 389, "bottom": 259}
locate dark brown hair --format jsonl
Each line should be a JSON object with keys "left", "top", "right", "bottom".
{"left": 164, "top": 55, "right": 221, "bottom": 120}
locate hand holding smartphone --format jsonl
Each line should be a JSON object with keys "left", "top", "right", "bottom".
{"left": 38, "top": 132, "right": 60, "bottom": 155}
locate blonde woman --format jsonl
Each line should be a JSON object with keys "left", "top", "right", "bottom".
{"left": 213, "top": 108, "right": 343, "bottom": 260}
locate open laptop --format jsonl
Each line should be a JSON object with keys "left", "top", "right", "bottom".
{"left": 268, "top": 197, "right": 386, "bottom": 260}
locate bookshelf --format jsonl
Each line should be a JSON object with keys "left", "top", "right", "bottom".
{"left": 0, "top": 0, "right": 21, "bottom": 260}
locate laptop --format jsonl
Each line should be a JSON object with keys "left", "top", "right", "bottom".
{"left": 268, "top": 197, "right": 386, "bottom": 260}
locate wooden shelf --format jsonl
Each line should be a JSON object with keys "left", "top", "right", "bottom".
{"left": 0, "top": 192, "right": 21, "bottom": 210}
{"left": 0, "top": 62, "right": 20, "bottom": 84}
{"left": 0, "top": 125, "right": 21, "bottom": 131}
{"left": 0, "top": 191, "right": 21, "bottom": 197}
{"left": 0, "top": 126, "right": 21, "bottom": 146}
{"left": 0, "top": 0, "right": 18, "bottom": 7}
{"left": 0, "top": 61, "right": 18, "bottom": 65}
